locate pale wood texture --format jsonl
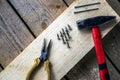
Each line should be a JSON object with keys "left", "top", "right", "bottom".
{"left": 9, "top": 0, "right": 74, "bottom": 36}
{"left": 0, "top": 0, "right": 34, "bottom": 68}
{"left": 0, "top": 0, "right": 120, "bottom": 80}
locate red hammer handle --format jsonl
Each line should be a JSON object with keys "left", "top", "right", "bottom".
{"left": 92, "top": 26, "right": 110, "bottom": 80}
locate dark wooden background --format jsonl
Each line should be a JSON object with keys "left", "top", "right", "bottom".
{"left": 0, "top": 0, "right": 120, "bottom": 80}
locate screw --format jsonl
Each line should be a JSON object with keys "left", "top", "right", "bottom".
{"left": 65, "top": 27, "right": 71, "bottom": 39}
{"left": 68, "top": 24, "right": 72, "bottom": 31}
{"left": 60, "top": 31, "right": 66, "bottom": 44}
{"left": 74, "top": 2, "right": 101, "bottom": 8}
{"left": 74, "top": 8, "right": 99, "bottom": 14}
{"left": 66, "top": 41, "right": 70, "bottom": 48}
{"left": 57, "top": 34, "right": 61, "bottom": 40}
{"left": 65, "top": 27, "right": 70, "bottom": 32}
{"left": 62, "top": 28, "right": 69, "bottom": 41}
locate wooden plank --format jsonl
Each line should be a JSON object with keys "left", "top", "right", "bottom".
{"left": 0, "top": 0, "right": 34, "bottom": 68}
{"left": 9, "top": 0, "right": 74, "bottom": 36}
{"left": 106, "top": 54, "right": 120, "bottom": 79}
{"left": 0, "top": 0, "right": 120, "bottom": 80}
{"left": 0, "top": 0, "right": 74, "bottom": 69}
{"left": 103, "top": 23, "right": 120, "bottom": 71}
{"left": 107, "top": 0, "right": 120, "bottom": 16}
{"left": 0, "top": 0, "right": 74, "bottom": 71}
{"left": 66, "top": 49, "right": 100, "bottom": 80}
{"left": 66, "top": 49, "right": 120, "bottom": 80}
{"left": 102, "top": 0, "right": 120, "bottom": 72}
{"left": 0, "top": 68, "right": 2, "bottom": 72}
{"left": 61, "top": 78, "right": 66, "bottom": 80}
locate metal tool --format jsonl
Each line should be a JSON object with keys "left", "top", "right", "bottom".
{"left": 75, "top": 2, "right": 101, "bottom": 8}
{"left": 65, "top": 27, "right": 71, "bottom": 39}
{"left": 68, "top": 24, "right": 72, "bottom": 31}
{"left": 74, "top": 8, "right": 99, "bottom": 14}
{"left": 66, "top": 41, "right": 70, "bottom": 48}
{"left": 60, "top": 31, "right": 66, "bottom": 44}
{"left": 57, "top": 34, "right": 61, "bottom": 40}
{"left": 62, "top": 28, "right": 69, "bottom": 41}
{"left": 26, "top": 39, "right": 52, "bottom": 80}
{"left": 77, "top": 16, "right": 116, "bottom": 80}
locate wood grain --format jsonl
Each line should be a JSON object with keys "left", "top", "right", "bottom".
{"left": 0, "top": 0, "right": 34, "bottom": 68}
{"left": 103, "top": 24, "right": 120, "bottom": 71}
{"left": 0, "top": 0, "right": 120, "bottom": 80}
{"left": 0, "top": 67, "right": 2, "bottom": 72}
{"left": 0, "top": 0, "right": 74, "bottom": 72}
{"left": 9, "top": 0, "right": 74, "bottom": 36}
{"left": 107, "top": 0, "right": 120, "bottom": 16}
{"left": 66, "top": 48, "right": 120, "bottom": 80}
{"left": 106, "top": 54, "right": 120, "bottom": 80}
{"left": 66, "top": 49, "right": 100, "bottom": 80}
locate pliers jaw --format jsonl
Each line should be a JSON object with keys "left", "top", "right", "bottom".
{"left": 40, "top": 39, "right": 52, "bottom": 61}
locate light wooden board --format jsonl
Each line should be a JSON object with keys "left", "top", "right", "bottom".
{"left": 0, "top": 0, "right": 34, "bottom": 68}
{"left": 0, "top": 0, "right": 120, "bottom": 80}
{"left": 9, "top": 0, "right": 74, "bottom": 36}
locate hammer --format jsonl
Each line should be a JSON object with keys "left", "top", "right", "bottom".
{"left": 77, "top": 16, "right": 116, "bottom": 80}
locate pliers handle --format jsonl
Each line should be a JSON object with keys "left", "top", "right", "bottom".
{"left": 25, "top": 58, "right": 50, "bottom": 80}
{"left": 25, "top": 39, "right": 51, "bottom": 80}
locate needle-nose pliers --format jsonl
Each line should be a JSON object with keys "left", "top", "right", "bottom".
{"left": 25, "top": 39, "right": 52, "bottom": 80}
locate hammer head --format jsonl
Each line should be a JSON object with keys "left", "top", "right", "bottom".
{"left": 77, "top": 16, "right": 116, "bottom": 29}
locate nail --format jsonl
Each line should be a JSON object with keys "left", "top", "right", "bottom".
{"left": 66, "top": 30, "right": 71, "bottom": 39}
{"left": 60, "top": 31, "right": 66, "bottom": 44}
{"left": 74, "top": 8, "right": 99, "bottom": 14}
{"left": 66, "top": 41, "right": 70, "bottom": 48}
{"left": 68, "top": 24, "right": 72, "bottom": 31}
{"left": 74, "top": 2, "right": 101, "bottom": 8}
{"left": 62, "top": 28, "right": 69, "bottom": 41}
{"left": 65, "top": 27, "right": 71, "bottom": 39}
{"left": 57, "top": 34, "right": 61, "bottom": 40}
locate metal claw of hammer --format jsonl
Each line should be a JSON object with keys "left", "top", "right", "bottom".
{"left": 77, "top": 16, "right": 116, "bottom": 80}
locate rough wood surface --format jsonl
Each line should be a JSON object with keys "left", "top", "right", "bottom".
{"left": 107, "top": 0, "right": 120, "bottom": 16}
{"left": 66, "top": 48, "right": 120, "bottom": 80}
{"left": 0, "top": 0, "right": 119, "bottom": 80}
{"left": 0, "top": 0, "right": 34, "bottom": 68}
{"left": 106, "top": 53, "right": 120, "bottom": 80}
{"left": 8, "top": 0, "right": 74, "bottom": 36}
{"left": 0, "top": 67, "right": 2, "bottom": 72}
{"left": 103, "top": 24, "right": 120, "bottom": 71}
{"left": 66, "top": 49, "right": 100, "bottom": 80}
{"left": 0, "top": 0, "right": 74, "bottom": 72}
